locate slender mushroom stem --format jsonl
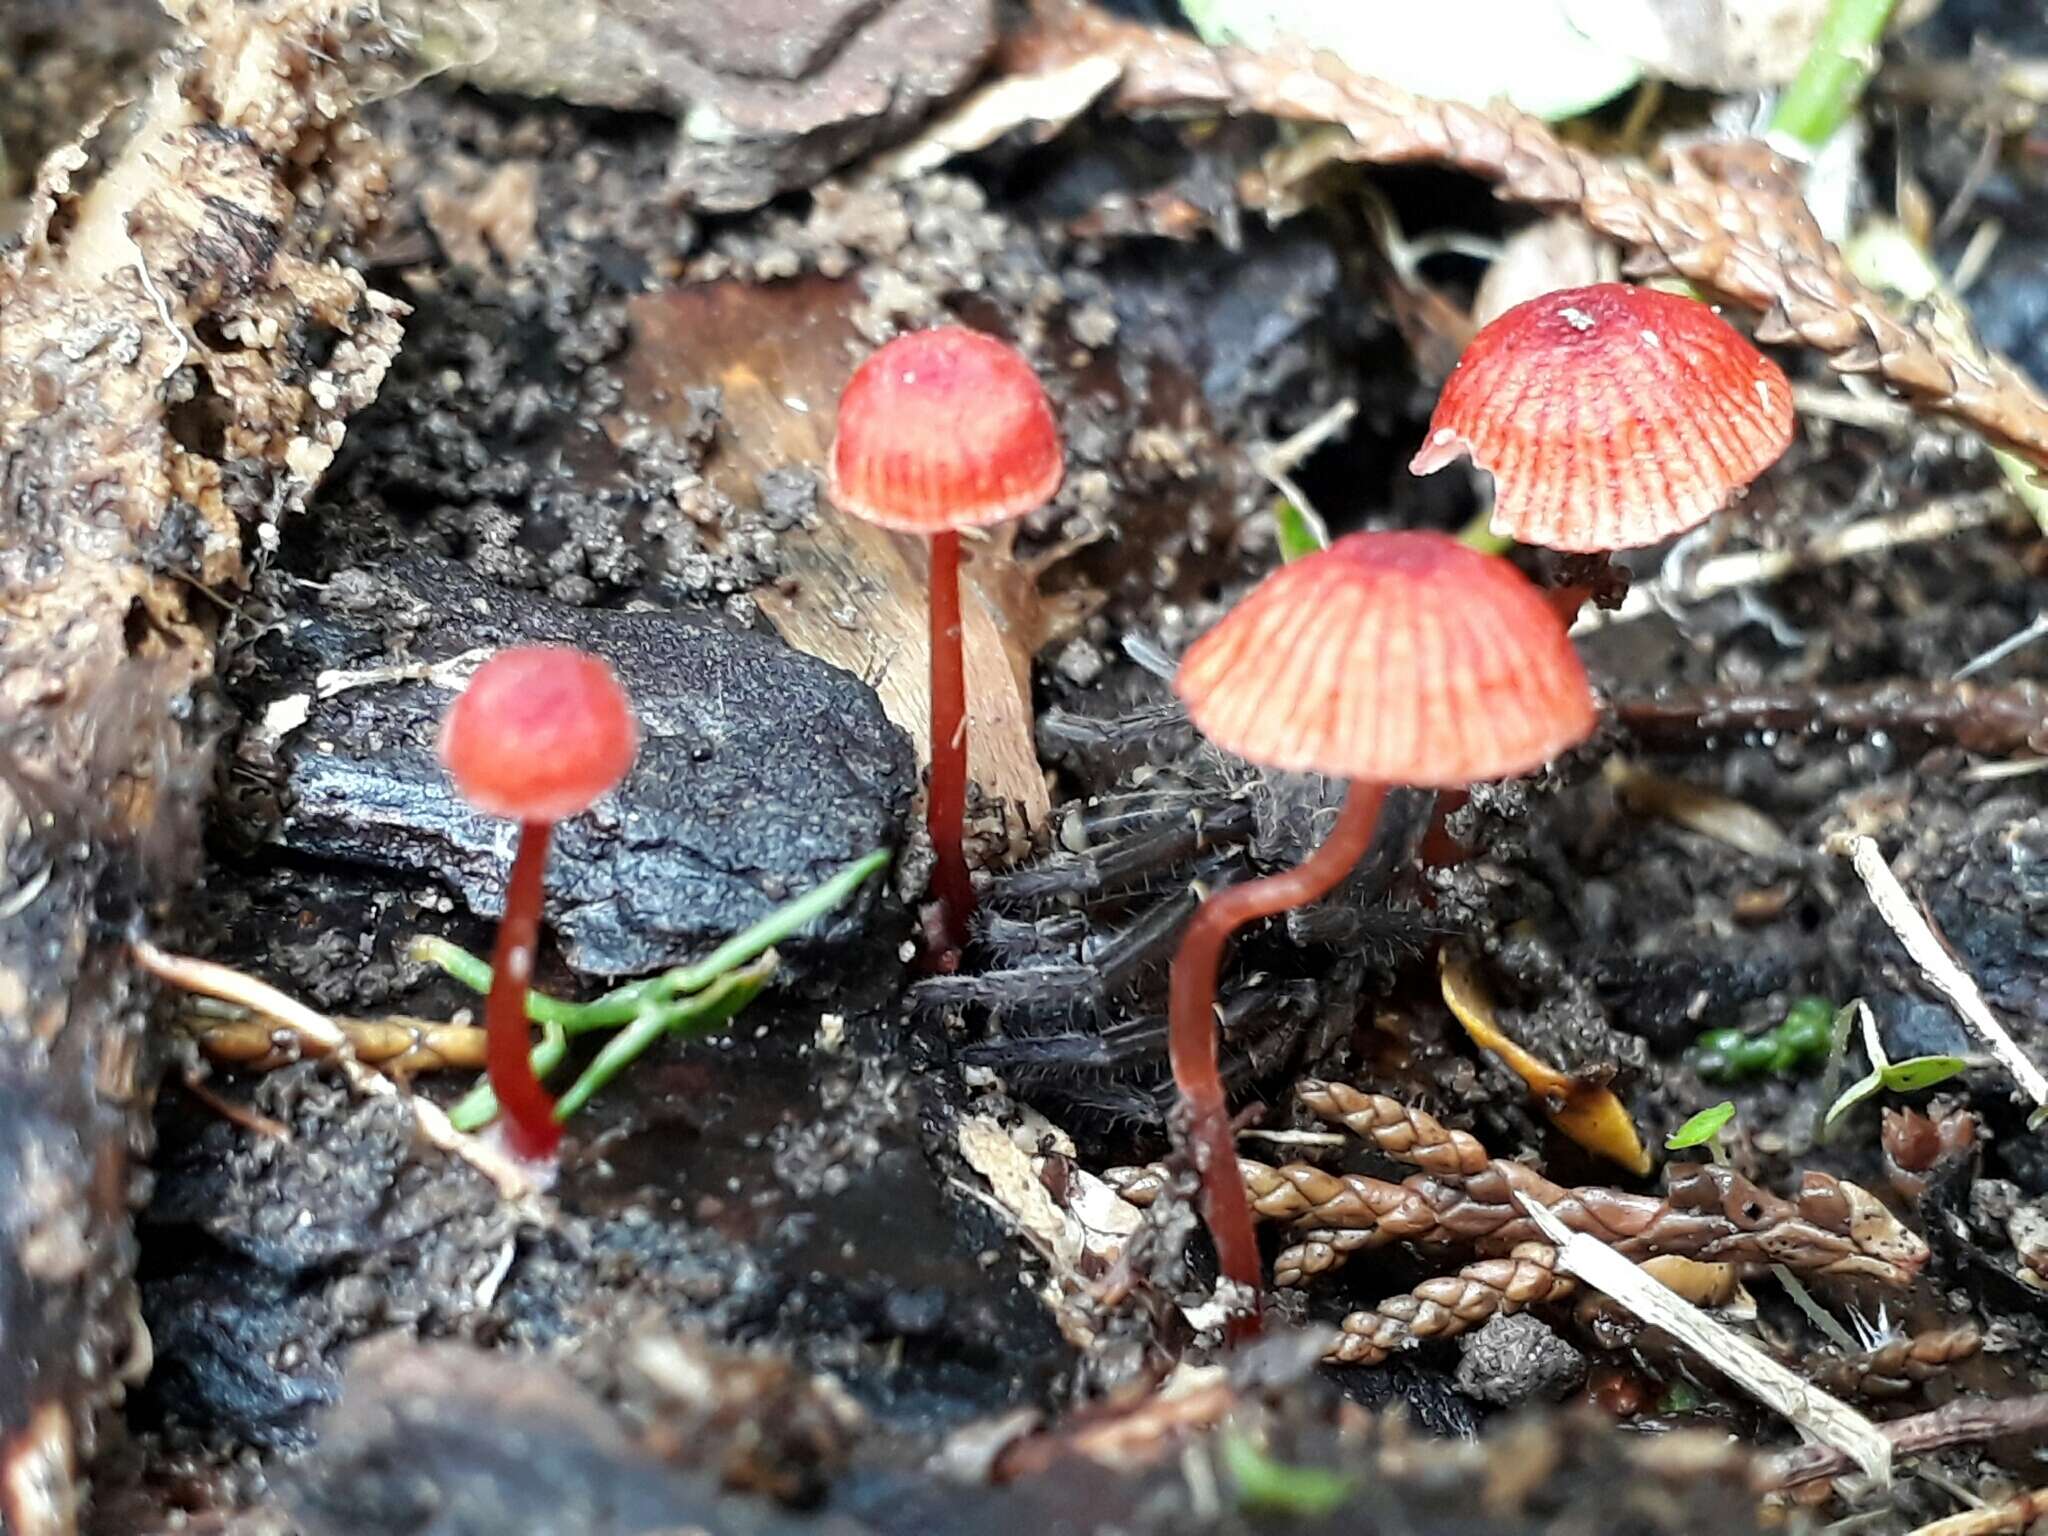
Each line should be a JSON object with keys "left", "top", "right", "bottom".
{"left": 926, "top": 528, "right": 975, "bottom": 954}
{"left": 1167, "top": 779, "right": 1389, "bottom": 1337}
{"left": 486, "top": 821, "right": 561, "bottom": 1161}
{"left": 1546, "top": 584, "right": 1593, "bottom": 625}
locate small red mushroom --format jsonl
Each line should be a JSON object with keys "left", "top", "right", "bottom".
{"left": 1171, "top": 531, "right": 1596, "bottom": 1335}
{"left": 439, "top": 646, "right": 638, "bottom": 1161}
{"left": 830, "top": 325, "right": 1063, "bottom": 961}
{"left": 1412, "top": 282, "right": 1794, "bottom": 560}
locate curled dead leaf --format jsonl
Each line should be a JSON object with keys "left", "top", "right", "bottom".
{"left": 1439, "top": 949, "right": 1654, "bottom": 1176}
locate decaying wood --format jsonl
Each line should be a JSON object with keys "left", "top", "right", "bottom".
{"left": 623, "top": 277, "right": 1072, "bottom": 836}
{"left": 1005, "top": 1, "right": 2048, "bottom": 472}
{"left": 0, "top": 0, "right": 404, "bottom": 1523}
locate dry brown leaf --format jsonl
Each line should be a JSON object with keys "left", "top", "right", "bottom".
{"left": 1005, "top": 1, "right": 2048, "bottom": 472}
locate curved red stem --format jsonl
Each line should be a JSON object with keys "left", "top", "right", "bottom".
{"left": 487, "top": 820, "right": 561, "bottom": 1161}
{"left": 1167, "top": 780, "right": 1387, "bottom": 1339}
{"left": 926, "top": 529, "right": 975, "bottom": 955}
{"left": 1546, "top": 583, "right": 1591, "bottom": 626}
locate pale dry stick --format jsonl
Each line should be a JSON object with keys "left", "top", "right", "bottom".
{"left": 1791, "top": 382, "right": 1921, "bottom": 435}
{"left": 1846, "top": 836, "right": 2048, "bottom": 1111}
{"left": 1759, "top": 1394, "right": 2048, "bottom": 1492}
{"left": 133, "top": 940, "right": 539, "bottom": 1200}
{"left": 1905, "top": 1484, "right": 2048, "bottom": 1536}
{"left": 1248, "top": 397, "right": 1358, "bottom": 545}
{"left": 1514, "top": 1190, "right": 1893, "bottom": 1487}
{"left": 1572, "top": 490, "right": 2020, "bottom": 634}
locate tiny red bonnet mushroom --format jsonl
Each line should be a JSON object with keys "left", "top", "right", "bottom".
{"left": 1413, "top": 283, "right": 1794, "bottom": 555}
{"left": 830, "top": 325, "right": 1063, "bottom": 961}
{"left": 1170, "top": 531, "right": 1595, "bottom": 1333}
{"left": 440, "top": 645, "right": 638, "bottom": 1161}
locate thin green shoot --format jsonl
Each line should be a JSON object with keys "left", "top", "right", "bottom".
{"left": 1767, "top": 0, "right": 1901, "bottom": 152}
{"left": 1665, "top": 1101, "right": 1735, "bottom": 1164}
{"left": 551, "top": 954, "right": 775, "bottom": 1121}
{"left": 1220, "top": 1432, "right": 1354, "bottom": 1518}
{"left": 428, "top": 847, "right": 891, "bottom": 1133}
{"left": 1824, "top": 1001, "right": 1969, "bottom": 1128}
{"left": 447, "top": 953, "right": 777, "bottom": 1132}
{"left": 1456, "top": 503, "right": 1514, "bottom": 555}
{"left": 1274, "top": 499, "right": 1331, "bottom": 562}
{"left": 412, "top": 847, "right": 891, "bottom": 1032}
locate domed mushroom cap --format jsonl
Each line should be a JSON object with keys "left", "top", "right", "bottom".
{"left": 829, "top": 325, "right": 1063, "bottom": 534}
{"left": 439, "top": 646, "right": 639, "bottom": 823}
{"left": 1411, "top": 284, "right": 1794, "bottom": 553}
{"left": 1175, "top": 531, "right": 1596, "bottom": 787}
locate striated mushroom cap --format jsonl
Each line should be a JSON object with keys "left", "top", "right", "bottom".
{"left": 1412, "top": 283, "right": 1794, "bottom": 553}
{"left": 440, "top": 646, "right": 638, "bottom": 823}
{"left": 1175, "top": 531, "right": 1596, "bottom": 787}
{"left": 829, "top": 325, "right": 1063, "bottom": 534}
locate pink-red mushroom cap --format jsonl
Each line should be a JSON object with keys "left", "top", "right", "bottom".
{"left": 1174, "top": 530, "right": 1597, "bottom": 786}
{"left": 1410, "top": 283, "right": 1795, "bottom": 553}
{"left": 828, "top": 324, "right": 1064, "bottom": 533}
{"left": 439, "top": 647, "right": 639, "bottom": 823}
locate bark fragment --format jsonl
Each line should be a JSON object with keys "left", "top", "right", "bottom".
{"left": 0, "top": 0, "right": 404, "bottom": 1517}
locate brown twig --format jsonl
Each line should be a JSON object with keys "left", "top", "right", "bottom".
{"left": 185, "top": 1009, "right": 489, "bottom": 1073}
{"left": 1327, "top": 1242, "right": 1575, "bottom": 1365}
{"left": 1294, "top": 1080, "right": 1489, "bottom": 1177}
{"left": 1006, "top": 2, "right": 2048, "bottom": 470}
{"left": 1109, "top": 1124, "right": 1926, "bottom": 1286}
{"left": 1756, "top": 1394, "right": 2048, "bottom": 1491}
{"left": 1612, "top": 681, "right": 2048, "bottom": 758}
{"left": 1808, "top": 1327, "right": 1983, "bottom": 1400}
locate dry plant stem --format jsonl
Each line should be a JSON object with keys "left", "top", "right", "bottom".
{"left": 1757, "top": 1393, "right": 2048, "bottom": 1491}
{"left": 1168, "top": 781, "right": 1388, "bottom": 1332}
{"left": 1613, "top": 679, "right": 2048, "bottom": 757}
{"left": 1010, "top": 1, "right": 2048, "bottom": 468}
{"left": 1574, "top": 490, "right": 2018, "bottom": 634}
{"left": 1848, "top": 836, "right": 2048, "bottom": 1107}
{"left": 488, "top": 824, "right": 561, "bottom": 1161}
{"left": 927, "top": 529, "right": 975, "bottom": 954}
{"left": 132, "top": 942, "right": 537, "bottom": 1202}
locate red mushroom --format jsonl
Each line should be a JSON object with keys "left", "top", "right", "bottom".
{"left": 830, "top": 325, "right": 1063, "bottom": 960}
{"left": 439, "top": 646, "right": 639, "bottom": 1161}
{"left": 1170, "top": 531, "right": 1596, "bottom": 1333}
{"left": 1413, "top": 283, "right": 1794, "bottom": 556}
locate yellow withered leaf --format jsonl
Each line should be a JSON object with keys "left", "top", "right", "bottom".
{"left": 1439, "top": 949, "right": 1653, "bottom": 1176}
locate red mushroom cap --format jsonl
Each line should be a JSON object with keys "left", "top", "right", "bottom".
{"left": 1411, "top": 283, "right": 1794, "bottom": 553}
{"left": 1175, "top": 531, "right": 1596, "bottom": 787}
{"left": 829, "top": 325, "right": 1063, "bottom": 534}
{"left": 439, "top": 646, "right": 639, "bottom": 823}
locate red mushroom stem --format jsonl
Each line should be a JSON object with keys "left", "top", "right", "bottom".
{"left": 1167, "top": 780, "right": 1388, "bottom": 1339}
{"left": 926, "top": 528, "right": 975, "bottom": 953}
{"left": 486, "top": 821, "right": 561, "bottom": 1161}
